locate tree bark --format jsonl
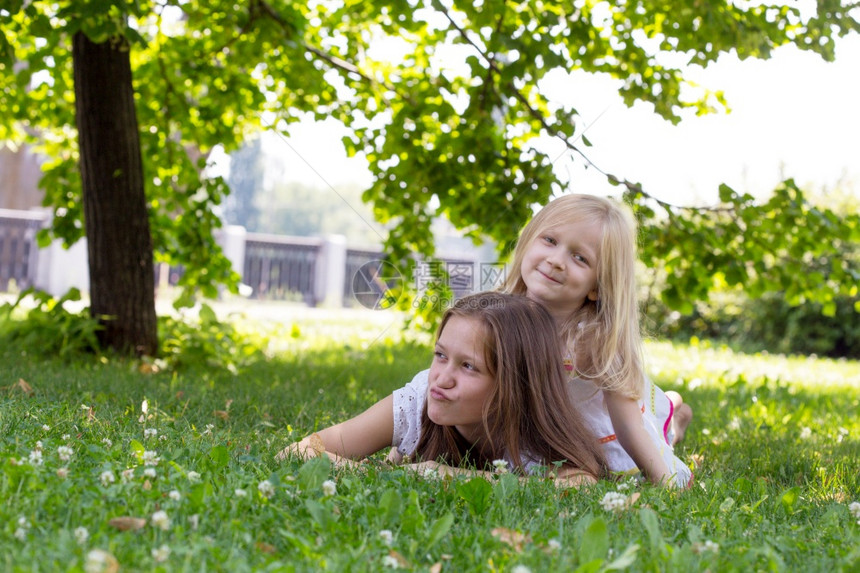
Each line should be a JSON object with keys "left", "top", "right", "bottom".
{"left": 72, "top": 32, "right": 157, "bottom": 356}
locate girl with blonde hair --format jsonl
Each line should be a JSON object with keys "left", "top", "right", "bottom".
{"left": 502, "top": 193, "right": 692, "bottom": 486}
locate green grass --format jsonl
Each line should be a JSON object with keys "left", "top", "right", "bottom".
{"left": 1, "top": 309, "right": 859, "bottom": 572}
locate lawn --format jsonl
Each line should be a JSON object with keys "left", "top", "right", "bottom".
{"left": 1, "top": 303, "right": 858, "bottom": 572}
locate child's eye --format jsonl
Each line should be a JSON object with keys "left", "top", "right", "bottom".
{"left": 573, "top": 253, "right": 588, "bottom": 264}
{"left": 463, "top": 362, "right": 476, "bottom": 371}
{"left": 434, "top": 351, "right": 447, "bottom": 361}
{"left": 542, "top": 236, "right": 557, "bottom": 246}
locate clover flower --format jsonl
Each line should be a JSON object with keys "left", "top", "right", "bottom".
{"left": 100, "top": 470, "right": 116, "bottom": 486}
{"left": 382, "top": 555, "right": 400, "bottom": 568}
{"left": 600, "top": 491, "right": 629, "bottom": 512}
{"left": 14, "top": 517, "right": 30, "bottom": 541}
{"left": 144, "top": 428, "right": 158, "bottom": 439}
{"left": 57, "top": 467, "right": 69, "bottom": 479}
{"left": 379, "top": 529, "right": 394, "bottom": 546}
{"left": 235, "top": 488, "right": 248, "bottom": 497}
{"left": 29, "top": 449, "right": 44, "bottom": 466}
{"left": 42, "top": 424, "right": 50, "bottom": 431}
{"left": 511, "top": 566, "right": 531, "bottom": 573}
{"left": 799, "top": 427, "right": 812, "bottom": 440}
{"left": 150, "top": 510, "right": 171, "bottom": 531}
{"left": 168, "top": 490, "right": 181, "bottom": 501}
{"left": 74, "top": 527, "right": 89, "bottom": 545}
{"left": 151, "top": 544, "right": 171, "bottom": 562}
{"left": 58, "top": 446, "right": 74, "bottom": 462}
{"left": 258, "top": 480, "right": 275, "bottom": 499}
{"left": 492, "top": 459, "right": 509, "bottom": 474}
{"left": 187, "top": 471, "right": 201, "bottom": 482}
{"left": 62, "top": 434, "right": 71, "bottom": 441}
{"left": 142, "top": 450, "right": 160, "bottom": 466}
{"left": 703, "top": 540, "right": 720, "bottom": 553}
{"left": 121, "top": 469, "right": 135, "bottom": 482}
{"left": 547, "top": 538, "right": 562, "bottom": 551}
{"left": 143, "top": 468, "right": 157, "bottom": 478}
{"left": 84, "top": 549, "right": 117, "bottom": 573}
{"left": 849, "top": 501, "right": 860, "bottom": 520}
{"left": 322, "top": 479, "right": 337, "bottom": 497}
{"left": 102, "top": 438, "right": 113, "bottom": 449}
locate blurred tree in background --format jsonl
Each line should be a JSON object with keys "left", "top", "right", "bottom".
{"left": 1, "top": 0, "right": 858, "bottom": 354}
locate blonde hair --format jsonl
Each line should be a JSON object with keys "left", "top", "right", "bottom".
{"left": 501, "top": 194, "right": 645, "bottom": 399}
{"left": 417, "top": 292, "right": 607, "bottom": 478}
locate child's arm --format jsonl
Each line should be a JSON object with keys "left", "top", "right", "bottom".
{"left": 276, "top": 395, "right": 394, "bottom": 465}
{"left": 604, "top": 390, "right": 673, "bottom": 486}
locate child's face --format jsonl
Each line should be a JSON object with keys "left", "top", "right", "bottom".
{"left": 427, "top": 315, "right": 494, "bottom": 444}
{"left": 520, "top": 220, "right": 601, "bottom": 319}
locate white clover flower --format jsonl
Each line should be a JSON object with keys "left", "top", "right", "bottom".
{"left": 74, "top": 526, "right": 89, "bottom": 545}
{"left": 379, "top": 529, "right": 394, "bottom": 546}
{"left": 616, "top": 482, "right": 630, "bottom": 492}
{"left": 151, "top": 544, "right": 170, "bottom": 562}
{"left": 168, "top": 490, "right": 181, "bottom": 501}
{"left": 799, "top": 427, "right": 812, "bottom": 440}
{"left": 322, "top": 479, "right": 337, "bottom": 497}
{"left": 57, "top": 467, "right": 69, "bottom": 479}
{"left": 511, "top": 566, "right": 531, "bottom": 573}
{"left": 234, "top": 488, "right": 248, "bottom": 497}
{"left": 29, "top": 449, "right": 43, "bottom": 466}
{"left": 101, "top": 438, "right": 113, "bottom": 448}
{"left": 142, "top": 450, "right": 160, "bottom": 466}
{"left": 14, "top": 527, "right": 28, "bottom": 540}
{"left": 143, "top": 468, "right": 157, "bottom": 479}
{"left": 159, "top": 435, "right": 168, "bottom": 441}
{"left": 258, "top": 480, "right": 275, "bottom": 499}
{"left": 121, "top": 468, "right": 135, "bottom": 482}
{"left": 150, "top": 510, "right": 171, "bottom": 531}
{"left": 600, "top": 491, "right": 629, "bottom": 512}
{"left": 100, "top": 470, "right": 116, "bottom": 486}
{"left": 187, "top": 471, "right": 201, "bottom": 482}
{"left": 35, "top": 440, "right": 43, "bottom": 450}
{"left": 42, "top": 424, "right": 50, "bottom": 431}
{"left": 422, "top": 468, "right": 438, "bottom": 479}
{"left": 492, "top": 459, "right": 509, "bottom": 474}
{"left": 849, "top": 501, "right": 860, "bottom": 520}
{"left": 58, "top": 445, "right": 74, "bottom": 462}
{"left": 382, "top": 555, "right": 400, "bottom": 568}
{"left": 703, "top": 540, "right": 720, "bottom": 553}
{"left": 837, "top": 427, "right": 849, "bottom": 443}
{"left": 144, "top": 428, "right": 158, "bottom": 439}
{"left": 189, "top": 514, "right": 200, "bottom": 530}
{"left": 62, "top": 434, "right": 71, "bottom": 441}
{"left": 84, "top": 549, "right": 116, "bottom": 573}
{"left": 547, "top": 538, "right": 562, "bottom": 551}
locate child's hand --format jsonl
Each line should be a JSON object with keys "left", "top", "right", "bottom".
{"left": 275, "top": 433, "right": 326, "bottom": 462}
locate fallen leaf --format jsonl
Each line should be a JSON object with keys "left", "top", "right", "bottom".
{"left": 626, "top": 492, "right": 641, "bottom": 509}
{"left": 255, "top": 542, "right": 277, "bottom": 554}
{"left": 87, "top": 407, "right": 95, "bottom": 422}
{"left": 491, "top": 527, "right": 531, "bottom": 552}
{"left": 309, "top": 433, "right": 326, "bottom": 455}
{"left": 14, "top": 379, "right": 34, "bottom": 396}
{"left": 214, "top": 410, "right": 229, "bottom": 420}
{"left": 388, "top": 550, "right": 410, "bottom": 568}
{"left": 108, "top": 517, "right": 147, "bottom": 531}
{"left": 225, "top": 399, "right": 234, "bottom": 409}
{"left": 690, "top": 454, "right": 704, "bottom": 468}
{"left": 429, "top": 563, "right": 443, "bottom": 573}
{"left": 143, "top": 479, "right": 152, "bottom": 491}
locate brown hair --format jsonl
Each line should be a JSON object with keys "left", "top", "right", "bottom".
{"left": 416, "top": 292, "right": 607, "bottom": 478}
{"left": 501, "top": 194, "right": 645, "bottom": 399}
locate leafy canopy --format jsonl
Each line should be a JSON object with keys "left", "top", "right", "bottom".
{"left": 1, "top": 0, "right": 858, "bottom": 312}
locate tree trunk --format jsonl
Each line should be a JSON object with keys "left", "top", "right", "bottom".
{"left": 72, "top": 32, "right": 157, "bottom": 356}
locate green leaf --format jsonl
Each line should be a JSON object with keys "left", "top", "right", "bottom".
{"left": 578, "top": 516, "right": 609, "bottom": 564}
{"left": 297, "top": 457, "right": 330, "bottom": 493}
{"left": 208, "top": 445, "right": 230, "bottom": 470}
{"left": 456, "top": 477, "right": 493, "bottom": 516}
{"left": 780, "top": 486, "right": 802, "bottom": 514}
{"left": 426, "top": 513, "right": 454, "bottom": 549}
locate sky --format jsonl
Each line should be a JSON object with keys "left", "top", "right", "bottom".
{"left": 238, "top": 33, "right": 860, "bottom": 211}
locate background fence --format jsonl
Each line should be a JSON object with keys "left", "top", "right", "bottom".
{"left": 0, "top": 208, "right": 486, "bottom": 307}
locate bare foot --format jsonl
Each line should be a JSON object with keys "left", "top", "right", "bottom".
{"left": 665, "top": 390, "right": 692, "bottom": 445}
